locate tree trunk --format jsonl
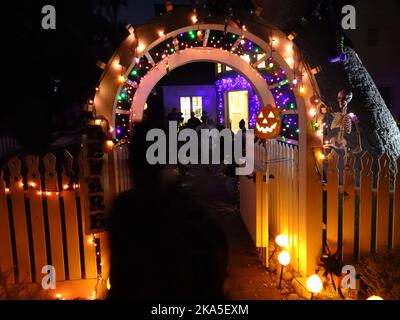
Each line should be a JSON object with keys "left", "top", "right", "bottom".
{"left": 293, "top": 24, "right": 400, "bottom": 162}
{"left": 255, "top": 0, "right": 400, "bottom": 161}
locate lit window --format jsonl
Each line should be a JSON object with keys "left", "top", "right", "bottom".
{"left": 217, "top": 63, "right": 222, "bottom": 73}
{"left": 192, "top": 96, "right": 203, "bottom": 119}
{"left": 257, "top": 54, "right": 266, "bottom": 69}
{"left": 225, "top": 66, "right": 232, "bottom": 71}
{"left": 180, "top": 97, "right": 191, "bottom": 122}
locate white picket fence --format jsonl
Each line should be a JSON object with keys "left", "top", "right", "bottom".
{"left": 245, "top": 140, "right": 300, "bottom": 271}
{"left": 325, "top": 151, "right": 400, "bottom": 263}
{"left": 114, "top": 143, "right": 132, "bottom": 193}
{"left": 0, "top": 151, "right": 109, "bottom": 299}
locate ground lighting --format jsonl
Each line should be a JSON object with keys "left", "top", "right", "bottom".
{"left": 277, "top": 250, "right": 290, "bottom": 289}
{"left": 269, "top": 234, "right": 288, "bottom": 261}
{"left": 306, "top": 274, "right": 323, "bottom": 300}
{"left": 366, "top": 296, "right": 384, "bottom": 300}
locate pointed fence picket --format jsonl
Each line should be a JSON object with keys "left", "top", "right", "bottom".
{"left": 0, "top": 151, "right": 110, "bottom": 299}
{"left": 252, "top": 140, "right": 300, "bottom": 271}
{"left": 324, "top": 150, "right": 399, "bottom": 263}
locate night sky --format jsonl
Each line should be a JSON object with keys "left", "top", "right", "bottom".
{"left": 119, "top": 0, "right": 192, "bottom": 24}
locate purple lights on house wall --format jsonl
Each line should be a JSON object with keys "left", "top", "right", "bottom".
{"left": 216, "top": 73, "right": 299, "bottom": 140}
{"left": 114, "top": 28, "right": 301, "bottom": 142}
{"left": 216, "top": 75, "right": 260, "bottom": 127}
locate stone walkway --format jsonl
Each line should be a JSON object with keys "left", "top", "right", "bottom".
{"left": 180, "top": 165, "right": 282, "bottom": 300}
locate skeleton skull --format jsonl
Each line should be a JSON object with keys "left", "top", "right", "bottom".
{"left": 337, "top": 90, "right": 353, "bottom": 112}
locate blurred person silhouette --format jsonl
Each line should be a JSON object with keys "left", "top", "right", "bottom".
{"left": 108, "top": 105, "right": 228, "bottom": 300}
{"left": 167, "top": 107, "right": 178, "bottom": 122}
{"left": 187, "top": 112, "right": 201, "bottom": 130}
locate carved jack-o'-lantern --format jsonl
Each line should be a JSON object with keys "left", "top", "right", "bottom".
{"left": 255, "top": 104, "right": 281, "bottom": 139}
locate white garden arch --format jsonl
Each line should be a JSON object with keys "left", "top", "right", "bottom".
{"left": 93, "top": 10, "right": 323, "bottom": 277}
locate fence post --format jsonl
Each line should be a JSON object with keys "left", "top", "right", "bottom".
{"left": 393, "top": 158, "right": 400, "bottom": 248}
{"left": 342, "top": 154, "right": 356, "bottom": 264}
{"left": 326, "top": 151, "right": 339, "bottom": 252}
{"left": 0, "top": 169, "right": 14, "bottom": 284}
{"left": 8, "top": 156, "right": 32, "bottom": 283}
{"left": 43, "top": 153, "right": 65, "bottom": 281}
{"left": 26, "top": 155, "right": 47, "bottom": 283}
{"left": 359, "top": 152, "right": 373, "bottom": 259}
{"left": 376, "top": 154, "right": 391, "bottom": 251}
{"left": 62, "top": 151, "right": 82, "bottom": 280}
{"left": 77, "top": 150, "right": 97, "bottom": 279}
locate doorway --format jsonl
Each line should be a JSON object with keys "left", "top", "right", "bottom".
{"left": 225, "top": 90, "right": 249, "bottom": 133}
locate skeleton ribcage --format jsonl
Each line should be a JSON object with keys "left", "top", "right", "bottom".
{"left": 331, "top": 113, "right": 352, "bottom": 134}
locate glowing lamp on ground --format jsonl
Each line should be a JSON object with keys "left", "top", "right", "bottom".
{"left": 367, "top": 295, "right": 383, "bottom": 300}
{"left": 306, "top": 274, "right": 323, "bottom": 299}
{"left": 55, "top": 293, "right": 63, "bottom": 300}
{"left": 278, "top": 250, "right": 291, "bottom": 266}
{"left": 277, "top": 250, "right": 290, "bottom": 289}
{"left": 275, "top": 234, "right": 288, "bottom": 248}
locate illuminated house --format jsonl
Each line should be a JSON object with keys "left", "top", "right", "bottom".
{"left": 215, "top": 53, "right": 300, "bottom": 141}
{"left": 162, "top": 85, "right": 217, "bottom": 123}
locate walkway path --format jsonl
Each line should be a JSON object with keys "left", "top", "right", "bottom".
{"left": 180, "top": 165, "right": 281, "bottom": 300}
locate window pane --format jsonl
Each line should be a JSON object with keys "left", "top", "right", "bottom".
{"left": 180, "top": 97, "right": 191, "bottom": 122}
{"left": 192, "top": 96, "right": 203, "bottom": 119}
{"left": 217, "top": 63, "right": 222, "bottom": 73}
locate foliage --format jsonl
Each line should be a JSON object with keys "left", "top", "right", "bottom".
{"left": 359, "top": 247, "right": 400, "bottom": 300}
{"left": 0, "top": 271, "right": 49, "bottom": 300}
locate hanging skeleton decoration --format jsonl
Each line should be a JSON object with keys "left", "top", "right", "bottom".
{"left": 330, "top": 90, "right": 352, "bottom": 148}
{"left": 324, "top": 90, "right": 362, "bottom": 155}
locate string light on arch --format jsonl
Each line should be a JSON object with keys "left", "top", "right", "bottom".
{"left": 110, "top": 28, "right": 317, "bottom": 142}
